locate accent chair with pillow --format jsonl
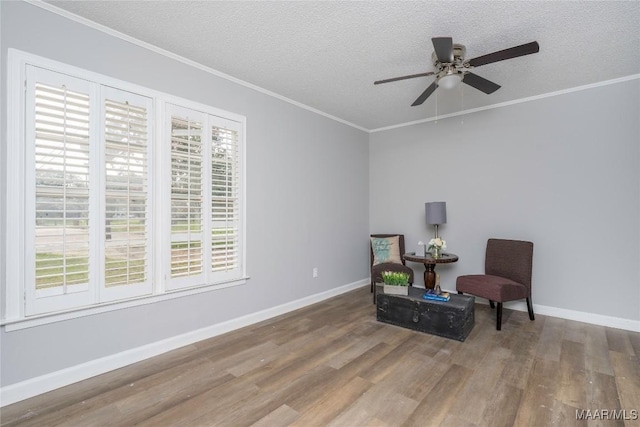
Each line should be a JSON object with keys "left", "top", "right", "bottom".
{"left": 370, "top": 234, "right": 414, "bottom": 303}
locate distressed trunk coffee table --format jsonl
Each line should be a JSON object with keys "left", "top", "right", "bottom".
{"left": 376, "top": 285, "right": 475, "bottom": 341}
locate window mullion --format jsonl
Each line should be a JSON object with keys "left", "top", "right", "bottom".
{"left": 91, "top": 82, "right": 103, "bottom": 305}
{"left": 203, "top": 118, "right": 213, "bottom": 285}
{"left": 23, "top": 65, "right": 37, "bottom": 316}
{"left": 156, "top": 103, "right": 169, "bottom": 294}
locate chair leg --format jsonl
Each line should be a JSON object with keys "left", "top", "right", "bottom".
{"left": 526, "top": 297, "right": 535, "bottom": 320}
{"left": 489, "top": 300, "right": 495, "bottom": 309}
{"left": 496, "top": 302, "right": 503, "bottom": 330}
{"left": 373, "top": 283, "right": 376, "bottom": 305}
{"left": 370, "top": 280, "right": 374, "bottom": 293}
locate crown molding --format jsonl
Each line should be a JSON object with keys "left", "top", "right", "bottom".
{"left": 19, "top": 2, "right": 640, "bottom": 135}
{"left": 25, "top": 0, "right": 368, "bottom": 133}
{"left": 370, "top": 74, "right": 640, "bottom": 133}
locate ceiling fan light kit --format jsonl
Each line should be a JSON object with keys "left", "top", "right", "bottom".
{"left": 375, "top": 37, "right": 539, "bottom": 106}
{"left": 437, "top": 70, "right": 463, "bottom": 90}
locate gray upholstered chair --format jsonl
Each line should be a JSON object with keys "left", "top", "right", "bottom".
{"left": 456, "top": 238, "right": 534, "bottom": 330}
{"left": 370, "top": 234, "right": 414, "bottom": 303}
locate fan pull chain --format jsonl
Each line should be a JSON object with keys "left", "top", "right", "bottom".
{"left": 435, "top": 89, "right": 438, "bottom": 124}
{"left": 460, "top": 85, "right": 464, "bottom": 124}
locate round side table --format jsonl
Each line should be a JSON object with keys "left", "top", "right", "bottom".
{"left": 402, "top": 252, "right": 459, "bottom": 289}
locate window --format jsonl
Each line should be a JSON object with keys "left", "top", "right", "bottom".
{"left": 167, "top": 106, "right": 242, "bottom": 291}
{"left": 101, "top": 87, "right": 153, "bottom": 302}
{"left": 26, "top": 68, "right": 97, "bottom": 314}
{"left": 5, "top": 50, "right": 246, "bottom": 324}
{"left": 169, "top": 107, "right": 205, "bottom": 287}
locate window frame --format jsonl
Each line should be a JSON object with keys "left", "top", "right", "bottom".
{"left": 165, "top": 104, "right": 244, "bottom": 292}
{"left": 25, "top": 66, "right": 98, "bottom": 316}
{"left": 3, "top": 49, "right": 247, "bottom": 330}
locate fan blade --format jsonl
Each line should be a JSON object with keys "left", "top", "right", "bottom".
{"left": 462, "top": 73, "right": 501, "bottom": 94}
{"left": 432, "top": 37, "right": 454, "bottom": 63}
{"left": 374, "top": 71, "right": 435, "bottom": 85}
{"left": 468, "top": 41, "right": 539, "bottom": 67}
{"left": 411, "top": 81, "right": 438, "bottom": 106}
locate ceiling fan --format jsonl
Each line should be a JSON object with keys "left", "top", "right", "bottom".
{"left": 374, "top": 37, "right": 539, "bottom": 106}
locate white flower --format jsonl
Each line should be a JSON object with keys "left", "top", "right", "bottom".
{"left": 428, "top": 238, "right": 446, "bottom": 250}
{"left": 418, "top": 240, "right": 424, "bottom": 246}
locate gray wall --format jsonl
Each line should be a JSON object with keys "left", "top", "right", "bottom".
{"left": 370, "top": 79, "right": 640, "bottom": 322}
{"left": 0, "top": 1, "right": 369, "bottom": 386}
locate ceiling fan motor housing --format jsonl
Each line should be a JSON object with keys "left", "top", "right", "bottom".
{"left": 432, "top": 43, "right": 469, "bottom": 83}
{"left": 431, "top": 43, "right": 467, "bottom": 69}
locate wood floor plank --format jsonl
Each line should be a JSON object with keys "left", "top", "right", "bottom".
{"left": 608, "top": 351, "right": 640, "bottom": 420}
{"left": 583, "top": 324, "right": 614, "bottom": 376}
{"left": 365, "top": 321, "right": 416, "bottom": 347}
{"left": 479, "top": 384, "right": 523, "bottom": 427}
{"left": 585, "top": 370, "right": 624, "bottom": 426}
{"left": 325, "top": 336, "right": 383, "bottom": 369}
{"left": 358, "top": 336, "right": 421, "bottom": 384}
{"left": 512, "top": 357, "right": 560, "bottom": 426}
{"left": 628, "top": 330, "right": 640, "bottom": 359}
{"left": 535, "top": 316, "right": 566, "bottom": 362}
{"left": 375, "top": 349, "right": 448, "bottom": 402}
{"left": 253, "top": 339, "right": 346, "bottom": 392}
{"left": 251, "top": 404, "right": 299, "bottom": 427}
{"left": 548, "top": 399, "right": 585, "bottom": 427}
{"left": 556, "top": 340, "right": 588, "bottom": 409}
{"left": 439, "top": 414, "right": 477, "bottom": 427}
{"left": 285, "top": 342, "right": 394, "bottom": 413}
{"left": 402, "top": 364, "right": 473, "bottom": 427}
{"left": 497, "top": 329, "right": 538, "bottom": 390}
{"left": 213, "top": 340, "right": 280, "bottom": 377}
{"left": 411, "top": 333, "right": 448, "bottom": 358}
{"left": 2, "top": 286, "right": 639, "bottom": 427}
{"left": 328, "top": 381, "right": 419, "bottom": 426}
{"left": 205, "top": 364, "right": 337, "bottom": 426}
{"left": 290, "top": 376, "right": 373, "bottom": 426}
{"left": 563, "top": 318, "right": 589, "bottom": 344}
{"left": 449, "top": 346, "right": 511, "bottom": 424}
{"left": 605, "top": 327, "right": 635, "bottom": 355}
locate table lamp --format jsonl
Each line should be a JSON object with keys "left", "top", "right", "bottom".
{"left": 425, "top": 201, "right": 447, "bottom": 238}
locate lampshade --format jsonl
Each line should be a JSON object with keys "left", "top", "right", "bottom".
{"left": 437, "top": 73, "right": 462, "bottom": 90}
{"left": 425, "top": 202, "right": 447, "bottom": 225}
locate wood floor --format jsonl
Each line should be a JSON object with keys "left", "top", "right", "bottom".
{"left": 2, "top": 286, "right": 639, "bottom": 426}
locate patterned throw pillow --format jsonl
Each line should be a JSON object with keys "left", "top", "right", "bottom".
{"left": 371, "top": 236, "right": 402, "bottom": 265}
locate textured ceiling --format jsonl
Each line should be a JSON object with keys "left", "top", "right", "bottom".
{"left": 45, "top": 1, "right": 640, "bottom": 131}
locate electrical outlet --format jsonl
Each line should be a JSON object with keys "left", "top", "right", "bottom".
{"left": 312, "top": 267, "right": 318, "bottom": 278}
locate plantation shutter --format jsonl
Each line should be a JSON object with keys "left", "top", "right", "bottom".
{"left": 12, "top": 54, "right": 245, "bottom": 320}
{"left": 166, "top": 106, "right": 243, "bottom": 290}
{"left": 26, "top": 66, "right": 95, "bottom": 314}
{"left": 210, "top": 118, "right": 241, "bottom": 279}
{"left": 101, "top": 87, "right": 152, "bottom": 300}
{"left": 168, "top": 105, "right": 206, "bottom": 288}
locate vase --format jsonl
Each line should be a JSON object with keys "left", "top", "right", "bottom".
{"left": 383, "top": 284, "right": 409, "bottom": 295}
{"left": 431, "top": 247, "right": 441, "bottom": 259}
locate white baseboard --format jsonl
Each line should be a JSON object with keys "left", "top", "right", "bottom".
{"left": 461, "top": 292, "right": 640, "bottom": 333}
{"left": 3, "top": 280, "right": 638, "bottom": 406}
{"left": 0, "top": 279, "right": 369, "bottom": 407}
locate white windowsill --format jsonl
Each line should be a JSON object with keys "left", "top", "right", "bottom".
{"left": 1, "top": 277, "right": 249, "bottom": 332}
